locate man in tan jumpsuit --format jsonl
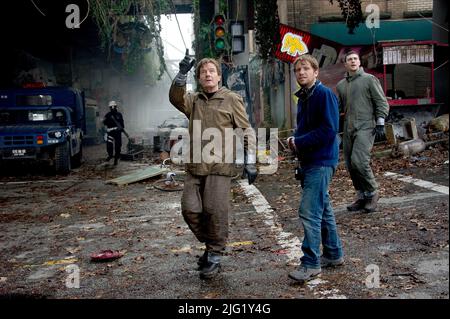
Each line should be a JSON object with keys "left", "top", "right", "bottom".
{"left": 169, "top": 52, "right": 257, "bottom": 279}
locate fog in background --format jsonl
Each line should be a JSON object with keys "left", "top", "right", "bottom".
{"left": 123, "top": 13, "right": 194, "bottom": 141}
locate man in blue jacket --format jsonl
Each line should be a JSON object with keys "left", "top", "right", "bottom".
{"left": 287, "top": 54, "right": 344, "bottom": 283}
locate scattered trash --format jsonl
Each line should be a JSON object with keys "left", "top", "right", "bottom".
{"left": 134, "top": 255, "right": 145, "bottom": 262}
{"left": 60, "top": 213, "right": 71, "bottom": 218}
{"left": 106, "top": 165, "right": 169, "bottom": 186}
{"left": 43, "top": 257, "right": 78, "bottom": 266}
{"left": 410, "top": 156, "right": 429, "bottom": 162}
{"left": 171, "top": 246, "right": 192, "bottom": 253}
{"left": 273, "top": 249, "right": 289, "bottom": 255}
{"left": 0, "top": 277, "right": 7, "bottom": 283}
{"left": 153, "top": 172, "right": 184, "bottom": 192}
{"left": 428, "top": 114, "right": 449, "bottom": 132}
{"left": 227, "top": 241, "right": 254, "bottom": 247}
{"left": 90, "top": 250, "right": 124, "bottom": 262}
{"left": 391, "top": 139, "right": 426, "bottom": 157}
{"left": 65, "top": 247, "right": 81, "bottom": 255}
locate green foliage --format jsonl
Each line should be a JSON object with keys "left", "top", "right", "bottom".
{"left": 90, "top": 0, "right": 168, "bottom": 79}
{"left": 329, "top": 0, "right": 363, "bottom": 34}
{"left": 254, "top": 0, "right": 281, "bottom": 62}
{"left": 193, "top": 22, "right": 215, "bottom": 58}
{"left": 193, "top": 0, "right": 229, "bottom": 60}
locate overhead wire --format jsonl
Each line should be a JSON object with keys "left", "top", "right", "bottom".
{"left": 163, "top": 0, "right": 194, "bottom": 81}
{"left": 418, "top": 12, "right": 449, "bottom": 32}
{"left": 29, "top": 0, "right": 46, "bottom": 16}
{"left": 169, "top": 0, "right": 188, "bottom": 50}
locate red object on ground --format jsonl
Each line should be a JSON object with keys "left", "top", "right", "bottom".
{"left": 90, "top": 250, "right": 123, "bottom": 262}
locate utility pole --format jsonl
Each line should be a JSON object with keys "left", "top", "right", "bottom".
{"left": 215, "top": 0, "right": 220, "bottom": 13}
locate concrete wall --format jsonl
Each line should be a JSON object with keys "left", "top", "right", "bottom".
{"left": 407, "top": 0, "right": 433, "bottom": 11}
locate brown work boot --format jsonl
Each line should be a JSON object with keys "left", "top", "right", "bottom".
{"left": 346, "top": 198, "right": 366, "bottom": 212}
{"left": 363, "top": 192, "right": 380, "bottom": 213}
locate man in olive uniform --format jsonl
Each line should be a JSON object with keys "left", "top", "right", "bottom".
{"left": 336, "top": 51, "right": 389, "bottom": 213}
{"left": 169, "top": 51, "right": 257, "bottom": 279}
{"left": 103, "top": 100, "right": 124, "bottom": 165}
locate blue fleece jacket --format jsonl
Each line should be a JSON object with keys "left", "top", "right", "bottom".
{"left": 293, "top": 80, "right": 339, "bottom": 168}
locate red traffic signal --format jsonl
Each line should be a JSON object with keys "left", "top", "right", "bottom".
{"left": 214, "top": 14, "right": 225, "bottom": 26}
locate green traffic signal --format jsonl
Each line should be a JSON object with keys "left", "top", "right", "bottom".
{"left": 215, "top": 38, "right": 225, "bottom": 50}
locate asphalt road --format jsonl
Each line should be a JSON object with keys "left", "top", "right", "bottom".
{"left": 0, "top": 144, "right": 448, "bottom": 301}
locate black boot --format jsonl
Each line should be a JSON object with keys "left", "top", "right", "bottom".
{"left": 199, "top": 252, "right": 221, "bottom": 279}
{"left": 346, "top": 198, "right": 366, "bottom": 211}
{"left": 197, "top": 250, "right": 208, "bottom": 270}
{"left": 363, "top": 192, "right": 380, "bottom": 213}
{"left": 114, "top": 158, "right": 119, "bottom": 165}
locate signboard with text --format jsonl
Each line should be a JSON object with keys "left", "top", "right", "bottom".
{"left": 382, "top": 45, "right": 434, "bottom": 65}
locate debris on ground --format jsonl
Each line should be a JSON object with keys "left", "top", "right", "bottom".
{"left": 428, "top": 114, "right": 449, "bottom": 133}
{"left": 90, "top": 250, "right": 124, "bottom": 262}
{"left": 106, "top": 165, "right": 169, "bottom": 186}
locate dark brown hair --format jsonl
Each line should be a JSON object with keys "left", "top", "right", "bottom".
{"left": 343, "top": 50, "right": 360, "bottom": 62}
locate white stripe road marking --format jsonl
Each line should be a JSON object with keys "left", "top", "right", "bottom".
{"left": 334, "top": 191, "right": 447, "bottom": 214}
{"left": 238, "top": 179, "right": 345, "bottom": 297}
{"left": 384, "top": 172, "right": 449, "bottom": 195}
{"left": 238, "top": 180, "right": 302, "bottom": 265}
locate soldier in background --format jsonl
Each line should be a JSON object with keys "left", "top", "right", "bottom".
{"left": 103, "top": 100, "right": 124, "bottom": 165}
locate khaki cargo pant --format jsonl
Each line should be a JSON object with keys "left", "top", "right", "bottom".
{"left": 343, "top": 126, "right": 378, "bottom": 194}
{"left": 181, "top": 173, "right": 231, "bottom": 253}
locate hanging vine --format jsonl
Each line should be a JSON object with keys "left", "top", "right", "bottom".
{"left": 192, "top": 0, "right": 214, "bottom": 59}
{"left": 253, "top": 0, "right": 281, "bottom": 62}
{"left": 90, "top": 0, "right": 169, "bottom": 78}
{"left": 329, "top": 0, "right": 363, "bottom": 34}
{"left": 192, "top": 0, "right": 230, "bottom": 59}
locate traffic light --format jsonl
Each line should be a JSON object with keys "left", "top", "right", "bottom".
{"left": 213, "top": 14, "right": 227, "bottom": 53}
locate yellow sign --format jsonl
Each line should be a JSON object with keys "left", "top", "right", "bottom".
{"left": 281, "top": 32, "right": 309, "bottom": 57}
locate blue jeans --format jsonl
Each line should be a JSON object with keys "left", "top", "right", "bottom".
{"left": 298, "top": 165, "right": 343, "bottom": 268}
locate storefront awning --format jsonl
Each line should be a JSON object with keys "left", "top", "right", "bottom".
{"left": 311, "top": 19, "right": 432, "bottom": 45}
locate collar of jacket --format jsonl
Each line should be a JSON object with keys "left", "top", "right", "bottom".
{"left": 345, "top": 67, "right": 365, "bottom": 81}
{"left": 198, "top": 86, "right": 228, "bottom": 100}
{"left": 294, "top": 80, "right": 321, "bottom": 99}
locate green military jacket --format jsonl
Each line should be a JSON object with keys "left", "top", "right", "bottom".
{"left": 169, "top": 83, "right": 252, "bottom": 176}
{"left": 336, "top": 67, "right": 389, "bottom": 131}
